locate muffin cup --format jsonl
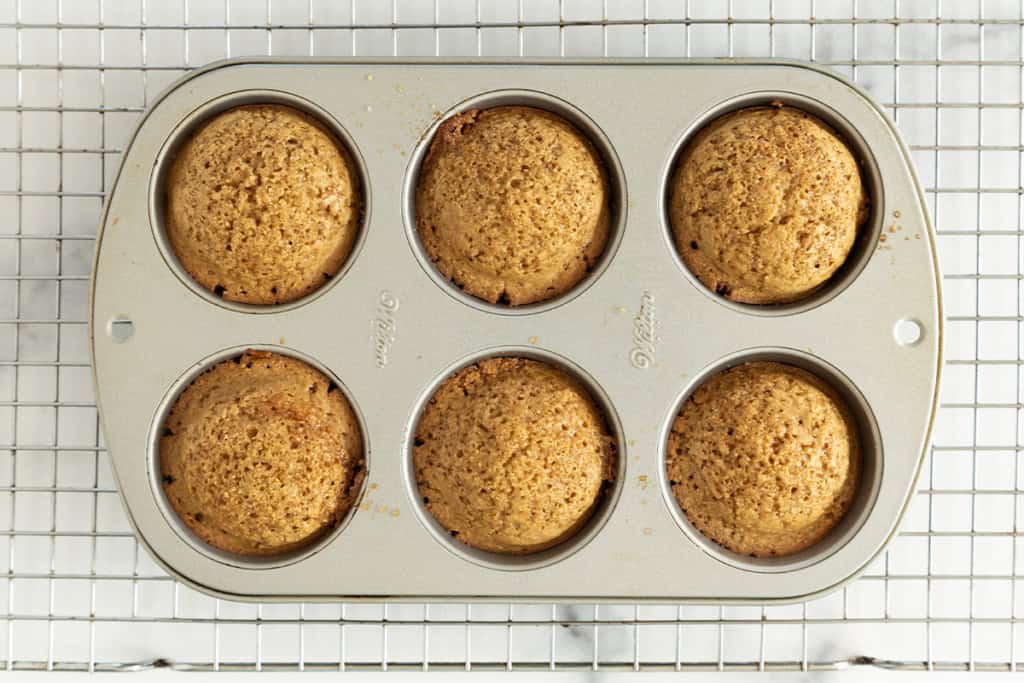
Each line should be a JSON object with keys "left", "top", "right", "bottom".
{"left": 658, "top": 347, "right": 883, "bottom": 574}
{"left": 146, "top": 344, "right": 370, "bottom": 570}
{"left": 403, "top": 346, "right": 627, "bottom": 571}
{"left": 660, "top": 91, "right": 885, "bottom": 316}
{"left": 148, "top": 89, "right": 371, "bottom": 313}
{"left": 403, "top": 89, "right": 628, "bottom": 315}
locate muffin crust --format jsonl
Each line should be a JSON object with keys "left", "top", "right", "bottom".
{"left": 413, "top": 357, "right": 617, "bottom": 554}
{"left": 666, "top": 361, "right": 861, "bottom": 557}
{"left": 166, "top": 104, "right": 362, "bottom": 305}
{"left": 160, "top": 350, "right": 364, "bottom": 556}
{"left": 668, "top": 105, "right": 869, "bottom": 304}
{"left": 415, "top": 106, "right": 611, "bottom": 306}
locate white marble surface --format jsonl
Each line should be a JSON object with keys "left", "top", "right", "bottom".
{"left": 0, "top": 0, "right": 1019, "bottom": 673}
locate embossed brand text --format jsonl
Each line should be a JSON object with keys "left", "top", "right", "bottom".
{"left": 373, "top": 291, "right": 399, "bottom": 368}
{"left": 630, "top": 291, "right": 657, "bottom": 369}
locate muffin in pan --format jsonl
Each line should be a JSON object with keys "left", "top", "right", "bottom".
{"left": 415, "top": 106, "right": 611, "bottom": 306}
{"left": 666, "top": 361, "right": 861, "bottom": 558}
{"left": 413, "top": 357, "right": 617, "bottom": 554}
{"left": 668, "top": 104, "right": 869, "bottom": 305}
{"left": 160, "top": 350, "right": 364, "bottom": 557}
{"left": 166, "top": 104, "right": 362, "bottom": 305}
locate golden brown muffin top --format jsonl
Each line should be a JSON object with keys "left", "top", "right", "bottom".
{"left": 160, "top": 350, "right": 364, "bottom": 556}
{"left": 413, "top": 357, "right": 617, "bottom": 554}
{"left": 415, "top": 106, "right": 611, "bottom": 306}
{"left": 669, "top": 105, "right": 869, "bottom": 305}
{"left": 666, "top": 361, "right": 860, "bottom": 558}
{"left": 166, "top": 104, "right": 362, "bottom": 305}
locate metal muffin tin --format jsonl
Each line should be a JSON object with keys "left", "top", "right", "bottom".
{"left": 90, "top": 58, "right": 942, "bottom": 603}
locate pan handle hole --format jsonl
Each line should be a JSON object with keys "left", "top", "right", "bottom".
{"left": 894, "top": 318, "right": 923, "bottom": 347}
{"left": 108, "top": 316, "right": 134, "bottom": 343}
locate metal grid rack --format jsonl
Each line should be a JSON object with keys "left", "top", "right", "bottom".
{"left": 0, "top": 0, "right": 1017, "bottom": 673}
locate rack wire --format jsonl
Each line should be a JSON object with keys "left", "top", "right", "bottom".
{"left": 0, "top": 0, "right": 1018, "bottom": 673}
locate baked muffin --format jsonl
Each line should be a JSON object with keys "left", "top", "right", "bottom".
{"left": 166, "top": 104, "right": 362, "bottom": 305}
{"left": 666, "top": 361, "right": 860, "bottom": 557}
{"left": 413, "top": 357, "right": 617, "bottom": 554}
{"left": 160, "top": 350, "right": 364, "bottom": 556}
{"left": 668, "top": 105, "right": 869, "bottom": 304}
{"left": 415, "top": 106, "right": 611, "bottom": 306}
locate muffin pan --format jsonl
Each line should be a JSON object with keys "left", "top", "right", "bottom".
{"left": 90, "top": 58, "right": 942, "bottom": 602}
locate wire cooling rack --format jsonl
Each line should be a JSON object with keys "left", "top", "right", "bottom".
{"left": 0, "top": 0, "right": 1018, "bottom": 673}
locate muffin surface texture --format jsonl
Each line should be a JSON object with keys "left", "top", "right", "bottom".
{"left": 414, "top": 357, "right": 617, "bottom": 554}
{"left": 669, "top": 105, "right": 868, "bottom": 304}
{"left": 166, "top": 104, "right": 361, "bottom": 305}
{"left": 666, "top": 361, "right": 861, "bottom": 557}
{"left": 416, "top": 106, "right": 611, "bottom": 306}
{"left": 160, "top": 350, "right": 364, "bottom": 556}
